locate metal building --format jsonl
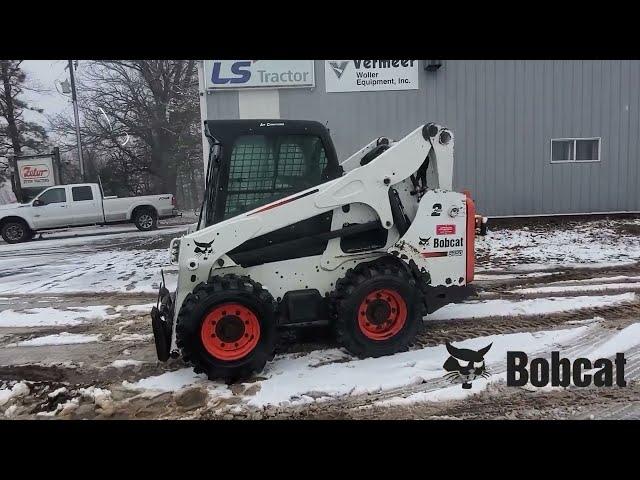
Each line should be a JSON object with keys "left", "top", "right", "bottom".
{"left": 199, "top": 60, "right": 640, "bottom": 217}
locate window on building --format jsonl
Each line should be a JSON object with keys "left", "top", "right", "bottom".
{"left": 72, "top": 186, "right": 94, "bottom": 201}
{"left": 551, "top": 138, "right": 600, "bottom": 163}
{"left": 37, "top": 187, "right": 66, "bottom": 205}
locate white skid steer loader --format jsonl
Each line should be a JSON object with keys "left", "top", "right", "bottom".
{"left": 151, "top": 120, "right": 484, "bottom": 381}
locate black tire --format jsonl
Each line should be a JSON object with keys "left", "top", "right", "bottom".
{"left": 133, "top": 208, "right": 157, "bottom": 231}
{"left": 176, "top": 274, "right": 277, "bottom": 382}
{"left": 330, "top": 262, "right": 421, "bottom": 358}
{"left": 1, "top": 220, "right": 32, "bottom": 244}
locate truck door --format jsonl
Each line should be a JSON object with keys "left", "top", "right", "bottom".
{"left": 31, "top": 186, "right": 71, "bottom": 229}
{"left": 70, "top": 185, "right": 102, "bottom": 225}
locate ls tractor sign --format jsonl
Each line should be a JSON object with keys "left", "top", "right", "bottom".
{"left": 204, "top": 60, "right": 315, "bottom": 90}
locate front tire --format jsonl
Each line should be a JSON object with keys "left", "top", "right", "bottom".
{"left": 175, "top": 275, "right": 277, "bottom": 382}
{"left": 1, "top": 220, "right": 32, "bottom": 244}
{"left": 331, "top": 262, "right": 421, "bottom": 358}
{"left": 133, "top": 208, "right": 157, "bottom": 231}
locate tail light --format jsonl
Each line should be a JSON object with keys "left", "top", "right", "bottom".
{"left": 171, "top": 195, "right": 177, "bottom": 207}
{"left": 464, "top": 191, "right": 476, "bottom": 283}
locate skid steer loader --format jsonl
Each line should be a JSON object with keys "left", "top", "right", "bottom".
{"left": 151, "top": 119, "right": 483, "bottom": 381}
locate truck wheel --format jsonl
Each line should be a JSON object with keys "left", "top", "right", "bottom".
{"left": 133, "top": 208, "right": 157, "bottom": 231}
{"left": 1, "top": 220, "right": 32, "bottom": 244}
{"left": 331, "top": 262, "right": 421, "bottom": 358}
{"left": 175, "top": 274, "right": 277, "bottom": 382}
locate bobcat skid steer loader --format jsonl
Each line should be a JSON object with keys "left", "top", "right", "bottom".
{"left": 151, "top": 119, "right": 482, "bottom": 381}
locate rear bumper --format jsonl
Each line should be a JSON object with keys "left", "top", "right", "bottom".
{"left": 424, "top": 284, "right": 476, "bottom": 315}
{"left": 159, "top": 208, "right": 180, "bottom": 219}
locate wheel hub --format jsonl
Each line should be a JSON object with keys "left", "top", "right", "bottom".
{"left": 6, "top": 224, "right": 24, "bottom": 241}
{"left": 366, "top": 299, "right": 391, "bottom": 325}
{"left": 215, "top": 315, "right": 245, "bottom": 342}
{"left": 358, "top": 288, "right": 407, "bottom": 341}
{"left": 200, "top": 303, "right": 260, "bottom": 361}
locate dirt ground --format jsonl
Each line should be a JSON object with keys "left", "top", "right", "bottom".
{"left": 1, "top": 216, "right": 640, "bottom": 420}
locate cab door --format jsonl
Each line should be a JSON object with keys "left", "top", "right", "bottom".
{"left": 70, "top": 185, "right": 101, "bottom": 225}
{"left": 31, "top": 186, "right": 71, "bottom": 229}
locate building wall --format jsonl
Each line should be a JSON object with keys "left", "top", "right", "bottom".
{"left": 205, "top": 60, "right": 640, "bottom": 217}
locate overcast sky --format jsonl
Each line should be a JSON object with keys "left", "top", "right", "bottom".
{"left": 21, "top": 60, "right": 75, "bottom": 125}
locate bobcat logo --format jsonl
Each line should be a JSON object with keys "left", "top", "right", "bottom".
{"left": 418, "top": 236, "right": 431, "bottom": 246}
{"left": 193, "top": 239, "right": 214, "bottom": 260}
{"left": 443, "top": 342, "right": 492, "bottom": 389}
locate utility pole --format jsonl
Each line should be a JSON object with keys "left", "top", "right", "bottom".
{"left": 68, "top": 59, "right": 84, "bottom": 180}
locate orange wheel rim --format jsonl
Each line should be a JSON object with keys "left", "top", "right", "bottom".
{"left": 357, "top": 288, "right": 407, "bottom": 341}
{"left": 200, "top": 303, "right": 260, "bottom": 361}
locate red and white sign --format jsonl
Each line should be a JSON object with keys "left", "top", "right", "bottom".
{"left": 436, "top": 224, "right": 456, "bottom": 235}
{"left": 17, "top": 158, "right": 55, "bottom": 187}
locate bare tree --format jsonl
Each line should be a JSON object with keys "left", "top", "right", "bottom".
{"left": 0, "top": 60, "right": 48, "bottom": 181}
{"left": 51, "top": 60, "right": 200, "bottom": 198}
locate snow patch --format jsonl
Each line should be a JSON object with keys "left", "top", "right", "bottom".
{"left": 511, "top": 282, "right": 640, "bottom": 295}
{"left": 110, "top": 359, "right": 144, "bottom": 368}
{"left": 426, "top": 293, "right": 635, "bottom": 321}
{"left": 124, "top": 369, "right": 208, "bottom": 392}
{"left": 111, "top": 333, "right": 153, "bottom": 342}
{"left": 6, "top": 332, "right": 100, "bottom": 347}
{"left": 0, "top": 382, "right": 30, "bottom": 406}
{"left": 0, "top": 306, "right": 115, "bottom": 327}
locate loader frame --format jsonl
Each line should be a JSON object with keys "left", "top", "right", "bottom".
{"left": 156, "top": 121, "right": 475, "bottom": 360}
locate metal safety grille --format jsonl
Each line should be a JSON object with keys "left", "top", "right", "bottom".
{"left": 224, "top": 134, "right": 328, "bottom": 219}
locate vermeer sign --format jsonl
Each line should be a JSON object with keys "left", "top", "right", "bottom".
{"left": 325, "top": 60, "right": 419, "bottom": 93}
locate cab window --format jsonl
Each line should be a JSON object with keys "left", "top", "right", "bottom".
{"left": 224, "top": 134, "right": 328, "bottom": 219}
{"left": 72, "top": 186, "right": 93, "bottom": 201}
{"left": 37, "top": 188, "right": 66, "bottom": 205}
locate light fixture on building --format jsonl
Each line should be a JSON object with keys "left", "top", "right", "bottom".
{"left": 424, "top": 60, "right": 443, "bottom": 72}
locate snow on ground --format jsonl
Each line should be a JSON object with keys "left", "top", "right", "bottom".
{"left": 126, "top": 324, "right": 598, "bottom": 409}
{"left": 426, "top": 292, "right": 635, "bottom": 321}
{"left": 0, "top": 224, "right": 184, "bottom": 295}
{"left": 114, "top": 304, "right": 156, "bottom": 313}
{"left": 0, "top": 382, "right": 30, "bottom": 406}
{"left": 109, "top": 359, "right": 144, "bottom": 368}
{"left": 378, "top": 320, "right": 640, "bottom": 407}
{"left": 511, "top": 282, "right": 640, "bottom": 295}
{"left": 124, "top": 369, "right": 208, "bottom": 391}
{"left": 0, "top": 249, "right": 176, "bottom": 295}
{"left": 0, "top": 306, "right": 115, "bottom": 327}
{"left": 476, "top": 221, "right": 640, "bottom": 269}
{"left": 5, "top": 332, "right": 100, "bottom": 347}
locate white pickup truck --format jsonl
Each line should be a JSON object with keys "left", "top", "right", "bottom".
{"left": 0, "top": 183, "right": 178, "bottom": 243}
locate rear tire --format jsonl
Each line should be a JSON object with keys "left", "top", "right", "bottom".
{"left": 1, "top": 220, "right": 32, "bottom": 244}
{"left": 176, "top": 275, "right": 277, "bottom": 382}
{"left": 330, "top": 262, "right": 421, "bottom": 358}
{"left": 133, "top": 208, "right": 157, "bottom": 231}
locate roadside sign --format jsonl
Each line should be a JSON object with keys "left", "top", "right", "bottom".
{"left": 17, "top": 157, "right": 55, "bottom": 187}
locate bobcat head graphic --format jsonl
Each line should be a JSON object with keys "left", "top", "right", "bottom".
{"left": 443, "top": 342, "right": 492, "bottom": 389}
{"left": 418, "top": 236, "right": 431, "bottom": 246}
{"left": 193, "top": 239, "right": 214, "bottom": 260}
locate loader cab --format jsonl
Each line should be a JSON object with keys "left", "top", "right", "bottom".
{"left": 200, "top": 120, "right": 343, "bottom": 264}
{"left": 202, "top": 119, "right": 342, "bottom": 228}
